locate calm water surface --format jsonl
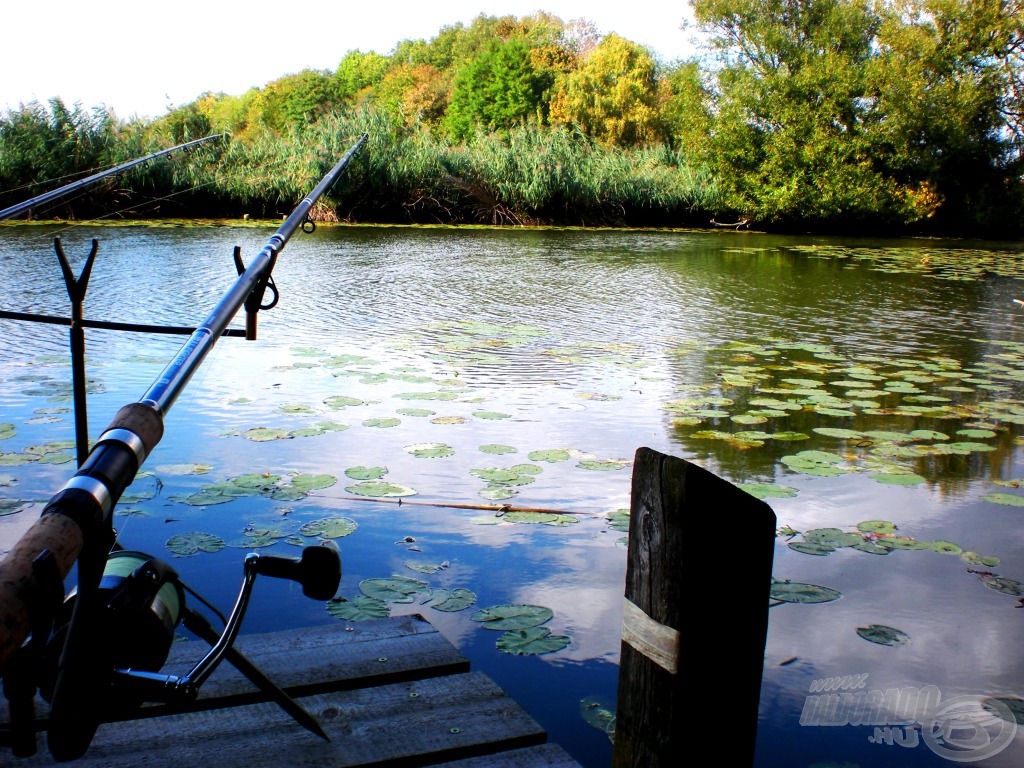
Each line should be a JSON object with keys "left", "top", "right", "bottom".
{"left": 1, "top": 223, "right": 1023, "bottom": 767}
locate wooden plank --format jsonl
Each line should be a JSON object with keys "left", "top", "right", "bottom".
{"left": 2, "top": 615, "right": 584, "bottom": 767}
{"left": 432, "top": 744, "right": 584, "bottom": 767}
{"left": 11, "top": 672, "right": 552, "bottom": 767}
{"left": 612, "top": 447, "right": 776, "bottom": 768}
{"left": 157, "top": 614, "right": 471, "bottom": 707}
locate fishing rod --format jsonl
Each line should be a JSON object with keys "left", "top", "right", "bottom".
{"left": 0, "top": 132, "right": 368, "bottom": 761}
{"left": 0, "top": 134, "right": 224, "bottom": 221}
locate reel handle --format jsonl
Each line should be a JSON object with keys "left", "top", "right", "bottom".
{"left": 248, "top": 544, "right": 341, "bottom": 600}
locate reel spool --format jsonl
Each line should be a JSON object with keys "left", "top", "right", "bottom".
{"left": 95, "top": 551, "right": 185, "bottom": 672}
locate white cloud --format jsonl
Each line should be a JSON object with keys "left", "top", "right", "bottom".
{"left": 1, "top": 1, "right": 698, "bottom": 120}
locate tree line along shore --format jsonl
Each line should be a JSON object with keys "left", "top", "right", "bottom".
{"left": 2, "top": 2, "right": 1022, "bottom": 239}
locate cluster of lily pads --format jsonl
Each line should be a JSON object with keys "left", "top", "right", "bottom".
{"left": 325, "top": 571, "right": 570, "bottom": 656}
{"left": 781, "top": 243, "right": 1024, "bottom": 281}
{"left": 778, "top": 519, "right": 1001, "bottom": 563}
{"left": 665, "top": 337, "right": 1024, "bottom": 502}
{"left": 165, "top": 514, "right": 358, "bottom": 556}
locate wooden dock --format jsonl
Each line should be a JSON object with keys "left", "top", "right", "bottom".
{"left": 2, "top": 614, "right": 584, "bottom": 767}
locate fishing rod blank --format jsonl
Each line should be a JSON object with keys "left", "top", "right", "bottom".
{"left": 0, "top": 132, "right": 367, "bottom": 760}
{"left": 0, "top": 134, "right": 224, "bottom": 221}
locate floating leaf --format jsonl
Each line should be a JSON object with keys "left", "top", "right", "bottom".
{"left": 427, "top": 587, "right": 477, "bottom": 612}
{"left": 480, "top": 444, "right": 517, "bottom": 455}
{"left": 404, "top": 443, "right": 455, "bottom": 458}
{"left": 299, "top": 517, "right": 358, "bottom": 539}
{"left": 871, "top": 473, "right": 927, "bottom": 486}
{"left": 241, "top": 427, "right": 291, "bottom": 442}
{"left": 577, "top": 459, "right": 629, "bottom": 471}
{"left": 363, "top": 416, "right": 401, "bottom": 428}
{"left": 479, "top": 486, "right": 518, "bottom": 501}
{"left": 0, "top": 498, "right": 30, "bottom": 516}
{"left": 327, "top": 595, "right": 390, "bottom": 621}
{"left": 404, "top": 560, "right": 448, "bottom": 574}
{"left": 982, "top": 696, "right": 1024, "bottom": 726}
{"left": 166, "top": 531, "right": 225, "bottom": 557}
{"left": 980, "top": 575, "right": 1024, "bottom": 596}
{"left": 345, "top": 466, "right": 387, "bottom": 480}
{"left": 769, "top": 581, "right": 842, "bottom": 604}
{"left": 500, "top": 511, "right": 578, "bottom": 526}
{"left": 580, "top": 697, "right": 616, "bottom": 741}
{"left": 324, "top": 395, "right": 365, "bottom": 408}
{"left": 288, "top": 473, "right": 337, "bottom": 492}
{"left": 528, "top": 449, "right": 571, "bottom": 463}
{"left": 346, "top": 480, "right": 416, "bottom": 497}
{"left": 981, "top": 492, "right": 1024, "bottom": 507}
{"left": 960, "top": 551, "right": 1000, "bottom": 567}
{"left": 0, "top": 424, "right": 15, "bottom": 441}
{"left": 471, "top": 604, "right": 553, "bottom": 630}
{"left": 606, "top": 509, "right": 630, "bottom": 532}
{"left": 788, "top": 541, "right": 835, "bottom": 556}
{"left": 470, "top": 467, "right": 537, "bottom": 486}
{"left": 496, "top": 626, "right": 570, "bottom": 655}
{"left": 857, "top": 520, "right": 897, "bottom": 534}
{"left": 396, "top": 407, "right": 434, "bottom": 417}
{"left": 739, "top": 483, "right": 798, "bottom": 499}
{"left": 928, "top": 540, "right": 963, "bottom": 555}
{"left": 359, "top": 576, "right": 429, "bottom": 603}
{"left": 857, "top": 624, "right": 910, "bottom": 647}
{"left": 473, "top": 411, "right": 511, "bottom": 420}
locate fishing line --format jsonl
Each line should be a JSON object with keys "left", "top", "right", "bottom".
{"left": 1, "top": 179, "right": 224, "bottom": 251}
{"left": 319, "top": 492, "right": 617, "bottom": 519}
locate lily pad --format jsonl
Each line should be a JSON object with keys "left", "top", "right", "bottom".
{"left": 363, "top": 417, "right": 401, "bottom": 428}
{"left": 527, "top": 449, "right": 571, "bottom": 463}
{"left": 769, "top": 581, "right": 842, "bottom": 604}
{"left": 871, "top": 473, "right": 927, "bottom": 486}
{"left": 166, "top": 531, "right": 225, "bottom": 557}
{"left": 404, "top": 443, "right": 455, "bottom": 459}
{"left": 982, "top": 696, "right": 1024, "bottom": 726}
{"left": 299, "top": 517, "right": 358, "bottom": 539}
{"left": 346, "top": 481, "right": 417, "bottom": 497}
{"left": 471, "top": 604, "right": 553, "bottom": 630}
{"left": 856, "top": 624, "right": 910, "bottom": 647}
{"left": 500, "top": 511, "right": 578, "bottom": 526}
{"left": 496, "top": 626, "right": 571, "bottom": 655}
{"left": 359, "top": 576, "right": 429, "bottom": 603}
{"left": 426, "top": 587, "right": 478, "bottom": 612}
{"left": 479, "top": 444, "right": 517, "bottom": 455}
{"left": 345, "top": 465, "right": 388, "bottom": 480}
{"left": 326, "top": 595, "right": 390, "bottom": 621}
{"left": 241, "top": 427, "right": 291, "bottom": 442}
{"left": 981, "top": 492, "right": 1024, "bottom": 507}
{"left": 0, "top": 498, "right": 30, "bottom": 516}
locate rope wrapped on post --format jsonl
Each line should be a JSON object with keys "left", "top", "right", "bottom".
{"left": 0, "top": 133, "right": 368, "bottom": 683}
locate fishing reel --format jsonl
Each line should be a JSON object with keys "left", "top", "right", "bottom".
{"left": 2, "top": 542, "right": 341, "bottom": 761}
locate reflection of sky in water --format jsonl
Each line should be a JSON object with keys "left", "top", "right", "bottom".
{"left": 1, "top": 224, "right": 1024, "bottom": 767}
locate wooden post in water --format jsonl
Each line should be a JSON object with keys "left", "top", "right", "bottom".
{"left": 612, "top": 447, "right": 776, "bottom": 767}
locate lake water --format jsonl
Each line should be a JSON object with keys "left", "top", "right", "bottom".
{"left": 1, "top": 222, "right": 1023, "bottom": 767}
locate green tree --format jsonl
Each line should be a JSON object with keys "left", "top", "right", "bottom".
{"left": 443, "top": 37, "right": 554, "bottom": 140}
{"left": 692, "top": 0, "right": 923, "bottom": 225}
{"left": 868, "top": 0, "right": 1024, "bottom": 230}
{"left": 335, "top": 51, "right": 390, "bottom": 103}
{"left": 373, "top": 63, "right": 449, "bottom": 127}
{"left": 549, "top": 34, "right": 661, "bottom": 147}
{"left": 246, "top": 70, "right": 339, "bottom": 134}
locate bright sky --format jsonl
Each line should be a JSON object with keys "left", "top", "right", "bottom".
{"left": 1, "top": 1, "right": 700, "bottom": 121}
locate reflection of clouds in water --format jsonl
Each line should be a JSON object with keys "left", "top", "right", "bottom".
{"left": 509, "top": 539, "right": 627, "bottom": 665}
{"left": 767, "top": 545, "right": 1024, "bottom": 695}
